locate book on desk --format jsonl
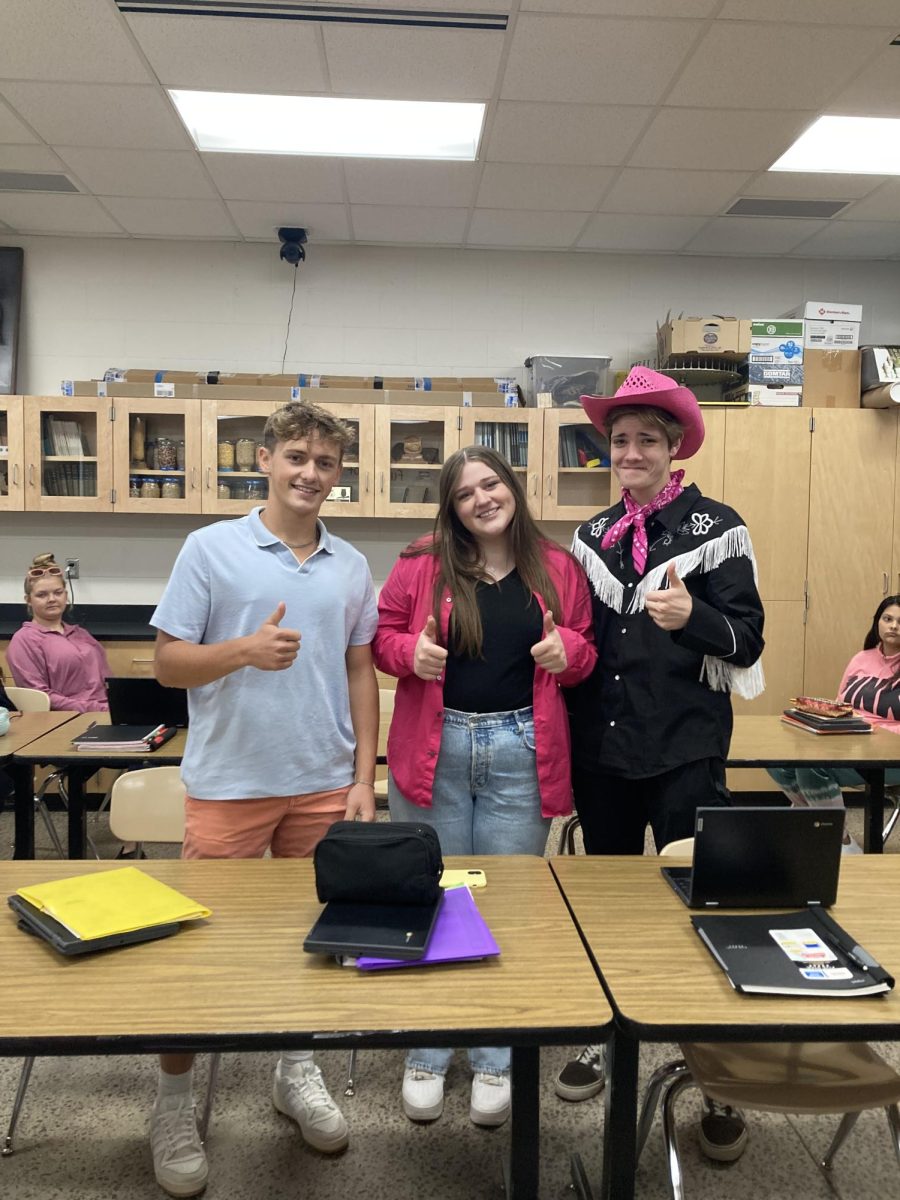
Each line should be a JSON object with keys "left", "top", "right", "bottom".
{"left": 781, "top": 709, "right": 872, "bottom": 736}
{"left": 71, "top": 722, "right": 177, "bottom": 752}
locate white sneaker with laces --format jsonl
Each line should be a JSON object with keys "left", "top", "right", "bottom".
{"left": 150, "top": 1096, "right": 209, "bottom": 1198}
{"left": 402, "top": 1067, "right": 445, "bottom": 1121}
{"left": 470, "top": 1071, "right": 511, "bottom": 1126}
{"left": 272, "top": 1061, "right": 349, "bottom": 1152}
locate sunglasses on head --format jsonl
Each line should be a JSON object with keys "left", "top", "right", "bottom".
{"left": 28, "top": 566, "right": 63, "bottom": 578}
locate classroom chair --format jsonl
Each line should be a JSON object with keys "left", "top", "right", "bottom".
{"left": 2, "top": 767, "right": 219, "bottom": 1158}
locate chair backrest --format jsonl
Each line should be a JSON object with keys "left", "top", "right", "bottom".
{"left": 659, "top": 836, "right": 695, "bottom": 858}
{"left": 5, "top": 686, "right": 51, "bottom": 712}
{"left": 108, "top": 767, "right": 186, "bottom": 844}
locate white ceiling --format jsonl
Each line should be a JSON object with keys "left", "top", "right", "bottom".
{"left": 0, "top": 0, "right": 899, "bottom": 257}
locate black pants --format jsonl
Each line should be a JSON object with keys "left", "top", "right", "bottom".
{"left": 572, "top": 757, "right": 730, "bottom": 855}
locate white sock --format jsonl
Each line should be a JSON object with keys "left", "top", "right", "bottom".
{"left": 157, "top": 1066, "right": 193, "bottom": 1103}
{"left": 279, "top": 1050, "right": 314, "bottom": 1074}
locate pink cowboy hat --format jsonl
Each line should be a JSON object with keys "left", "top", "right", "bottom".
{"left": 580, "top": 366, "right": 705, "bottom": 460}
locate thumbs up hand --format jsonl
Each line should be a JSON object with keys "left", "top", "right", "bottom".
{"left": 531, "top": 610, "right": 568, "bottom": 675}
{"left": 244, "top": 602, "right": 302, "bottom": 670}
{"left": 413, "top": 614, "right": 449, "bottom": 681}
{"left": 644, "top": 562, "right": 693, "bottom": 631}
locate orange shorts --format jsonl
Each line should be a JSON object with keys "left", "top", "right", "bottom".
{"left": 182, "top": 787, "right": 351, "bottom": 860}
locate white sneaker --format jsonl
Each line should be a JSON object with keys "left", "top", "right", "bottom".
{"left": 842, "top": 835, "right": 864, "bottom": 855}
{"left": 402, "top": 1067, "right": 444, "bottom": 1121}
{"left": 470, "top": 1072, "right": 510, "bottom": 1127}
{"left": 272, "top": 1061, "right": 349, "bottom": 1153}
{"left": 150, "top": 1096, "right": 209, "bottom": 1198}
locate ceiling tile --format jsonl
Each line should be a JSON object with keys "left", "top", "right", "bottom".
{"left": 125, "top": 14, "right": 328, "bottom": 93}
{"left": 791, "top": 220, "right": 900, "bottom": 258}
{"left": 477, "top": 162, "right": 615, "bottom": 211}
{"left": 718, "top": 0, "right": 900, "bottom": 24}
{"left": 0, "top": 0, "right": 152, "bottom": 85}
{"left": 0, "top": 98, "right": 39, "bottom": 144}
{"left": 467, "top": 208, "right": 587, "bottom": 248}
{"left": 58, "top": 148, "right": 216, "bottom": 199}
{"left": 0, "top": 83, "right": 190, "bottom": 151}
{"left": 523, "top": 0, "right": 717, "bottom": 12}
{"left": 839, "top": 182, "right": 900, "bottom": 221}
{"left": 0, "top": 193, "right": 123, "bottom": 235}
{"left": 600, "top": 169, "right": 751, "bottom": 215}
{"left": 629, "top": 108, "right": 813, "bottom": 171}
{"left": 203, "top": 154, "right": 346, "bottom": 203}
{"left": 683, "top": 216, "right": 830, "bottom": 254}
{"left": 500, "top": 15, "right": 704, "bottom": 104}
{"left": 826, "top": 47, "right": 900, "bottom": 117}
{"left": 351, "top": 206, "right": 468, "bottom": 244}
{"left": 577, "top": 213, "right": 707, "bottom": 251}
{"left": 323, "top": 26, "right": 504, "bottom": 100}
{"left": 739, "top": 172, "right": 886, "bottom": 201}
{"left": 486, "top": 102, "right": 651, "bottom": 166}
{"left": 226, "top": 201, "right": 351, "bottom": 241}
{"left": 345, "top": 161, "right": 477, "bottom": 207}
{"left": 0, "top": 145, "right": 68, "bottom": 173}
{"left": 666, "top": 23, "right": 889, "bottom": 110}
{"left": 100, "top": 197, "right": 238, "bottom": 238}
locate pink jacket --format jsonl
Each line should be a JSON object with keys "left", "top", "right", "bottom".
{"left": 374, "top": 542, "right": 597, "bottom": 817}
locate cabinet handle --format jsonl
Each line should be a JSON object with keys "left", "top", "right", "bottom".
{"left": 546, "top": 474, "right": 553, "bottom": 496}
{"left": 12, "top": 463, "right": 19, "bottom": 486}
{"left": 380, "top": 472, "right": 385, "bottom": 494}
{"left": 206, "top": 467, "right": 211, "bottom": 489}
{"left": 191, "top": 467, "right": 197, "bottom": 490}
{"left": 885, "top": 572, "right": 890, "bottom": 596}
{"left": 131, "top": 657, "right": 154, "bottom": 664}
{"left": 365, "top": 471, "right": 370, "bottom": 494}
{"left": 28, "top": 463, "right": 35, "bottom": 486}
{"left": 530, "top": 473, "right": 537, "bottom": 496}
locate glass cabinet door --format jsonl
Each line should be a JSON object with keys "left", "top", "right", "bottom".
{"left": 374, "top": 405, "right": 460, "bottom": 517}
{"left": 541, "top": 411, "right": 613, "bottom": 520}
{"left": 320, "top": 404, "right": 375, "bottom": 518}
{"left": 113, "top": 398, "right": 203, "bottom": 513}
{"left": 201, "top": 399, "right": 279, "bottom": 514}
{"left": 0, "top": 395, "right": 24, "bottom": 511}
{"left": 23, "top": 396, "right": 113, "bottom": 512}
{"left": 459, "top": 408, "right": 543, "bottom": 517}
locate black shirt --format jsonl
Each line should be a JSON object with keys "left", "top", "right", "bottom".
{"left": 442, "top": 568, "right": 542, "bottom": 713}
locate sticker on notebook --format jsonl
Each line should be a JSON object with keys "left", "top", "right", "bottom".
{"left": 768, "top": 928, "right": 837, "bottom": 964}
{"left": 800, "top": 966, "right": 854, "bottom": 981}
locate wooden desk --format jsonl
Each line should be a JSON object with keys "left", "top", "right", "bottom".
{"left": 551, "top": 854, "right": 900, "bottom": 1200}
{"left": 12, "top": 713, "right": 188, "bottom": 859}
{"left": 1, "top": 711, "right": 79, "bottom": 859}
{"left": 0, "top": 856, "right": 610, "bottom": 1200}
{"left": 729, "top": 714, "right": 900, "bottom": 852}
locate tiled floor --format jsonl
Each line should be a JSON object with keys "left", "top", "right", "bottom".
{"left": 1, "top": 804, "right": 899, "bottom": 1199}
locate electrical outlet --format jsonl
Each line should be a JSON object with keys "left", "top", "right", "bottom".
{"left": 65, "top": 558, "right": 80, "bottom": 579}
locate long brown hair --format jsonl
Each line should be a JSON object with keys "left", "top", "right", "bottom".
{"left": 402, "top": 446, "right": 562, "bottom": 658}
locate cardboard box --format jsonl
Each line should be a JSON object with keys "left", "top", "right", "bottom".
{"left": 749, "top": 320, "right": 804, "bottom": 365}
{"left": 803, "top": 319, "right": 859, "bottom": 350}
{"left": 801, "top": 349, "right": 861, "bottom": 409}
{"left": 657, "top": 315, "right": 751, "bottom": 362}
{"left": 747, "top": 362, "right": 804, "bottom": 386}
{"left": 786, "top": 300, "right": 863, "bottom": 323}
{"left": 724, "top": 383, "right": 802, "bottom": 408}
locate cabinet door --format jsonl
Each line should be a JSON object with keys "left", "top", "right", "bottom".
{"left": 682, "top": 408, "right": 725, "bottom": 501}
{"left": 0, "top": 395, "right": 24, "bottom": 511}
{"left": 320, "top": 403, "right": 375, "bottom": 518}
{"left": 805, "top": 409, "right": 896, "bottom": 698}
{"left": 103, "top": 640, "right": 157, "bottom": 677}
{"left": 374, "top": 405, "right": 460, "bottom": 517}
{"left": 459, "top": 408, "right": 543, "bottom": 517}
{"left": 201, "top": 398, "right": 282, "bottom": 514}
{"left": 113, "top": 398, "right": 203, "bottom": 513}
{"left": 540, "top": 410, "right": 613, "bottom": 521}
{"left": 23, "top": 396, "right": 113, "bottom": 512}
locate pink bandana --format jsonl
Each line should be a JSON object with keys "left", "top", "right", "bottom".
{"left": 601, "top": 470, "right": 685, "bottom": 575}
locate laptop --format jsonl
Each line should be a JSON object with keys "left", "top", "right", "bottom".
{"left": 303, "top": 893, "right": 444, "bottom": 960}
{"left": 661, "top": 806, "right": 844, "bottom": 909}
{"left": 8, "top": 894, "right": 181, "bottom": 956}
{"left": 106, "top": 677, "right": 188, "bottom": 728}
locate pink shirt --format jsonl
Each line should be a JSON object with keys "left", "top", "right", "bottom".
{"left": 7, "top": 621, "right": 110, "bottom": 713}
{"left": 839, "top": 646, "right": 900, "bottom": 736}
{"left": 373, "top": 542, "right": 597, "bottom": 818}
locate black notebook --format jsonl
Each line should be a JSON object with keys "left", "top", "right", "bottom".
{"left": 692, "top": 907, "right": 893, "bottom": 998}
{"left": 71, "top": 722, "right": 165, "bottom": 751}
{"left": 303, "top": 894, "right": 443, "bottom": 960}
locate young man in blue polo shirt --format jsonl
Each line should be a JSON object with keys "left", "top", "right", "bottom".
{"left": 149, "top": 401, "right": 379, "bottom": 1198}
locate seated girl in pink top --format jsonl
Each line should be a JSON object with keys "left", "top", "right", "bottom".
{"left": 769, "top": 595, "right": 900, "bottom": 852}
{"left": 7, "top": 553, "right": 110, "bottom": 713}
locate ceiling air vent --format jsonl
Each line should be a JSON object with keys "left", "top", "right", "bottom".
{"left": 725, "top": 198, "right": 850, "bottom": 219}
{"left": 117, "top": 1, "right": 508, "bottom": 31}
{"left": 0, "top": 171, "right": 79, "bottom": 194}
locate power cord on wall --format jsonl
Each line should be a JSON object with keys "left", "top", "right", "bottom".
{"left": 281, "top": 263, "right": 299, "bottom": 373}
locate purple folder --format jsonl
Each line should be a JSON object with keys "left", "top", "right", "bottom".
{"left": 356, "top": 884, "right": 500, "bottom": 971}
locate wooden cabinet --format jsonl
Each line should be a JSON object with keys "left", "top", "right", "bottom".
{"left": 0, "top": 394, "right": 24, "bottom": 511}
{"left": 459, "top": 407, "right": 544, "bottom": 517}
{"left": 113, "top": 397, "right": 203, "bottom": 514}
{"left": 682, "top": 408, "right": 725, "bottom": 501}
{"left": 321, "top": 403, "right": 375, "bottom": 518}
{"left": 103, "top": 640, "right": 157, "bottom": 677}
{"left": 374, "top": 404, "right": 460, "bottom": 517}
{"left": 540, "top": 410, "right": 614, "bottom": 520}
{"left": 200, "top": 397, "right": 281, "bottom": 515}
{"left": 23, "top": 396, "right": 113, "bottom": 512}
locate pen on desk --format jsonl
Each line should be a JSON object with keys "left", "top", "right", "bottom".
{"left": 810, "top": 905, "right": 876, "bottom": 973}
{"left": 147, "top": 726, "right": 177, "bottom": 751}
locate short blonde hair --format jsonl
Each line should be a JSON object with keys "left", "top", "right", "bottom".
{"left": 607, "top": 404, "right": 684, "bottom": 450}
{"left": 262, "top": 401, "right": 353, "bottom": 455}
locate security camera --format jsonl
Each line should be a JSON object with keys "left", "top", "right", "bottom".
{"left": 278, "top": 227, "right": 308, "bottom": 266}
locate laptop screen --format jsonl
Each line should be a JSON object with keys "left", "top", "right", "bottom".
{"left": 106, "top": 677, "right": 189, "bottom": 727}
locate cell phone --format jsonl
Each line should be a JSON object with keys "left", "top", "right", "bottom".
{"left": 439, "top": 869, "right": 487, "bottom": 890}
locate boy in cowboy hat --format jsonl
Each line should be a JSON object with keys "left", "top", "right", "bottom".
{"left": 555, "top": 367, "right": 765, "bottom": 1163}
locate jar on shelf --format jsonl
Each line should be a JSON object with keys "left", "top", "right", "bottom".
{"left": 161, "top": 478, "right": 182, "bottom": 500}
{"left": 176, "top": 439, "right": 186, "bottom": 470}
{"left": 145, "top": 439, "right": 157, "bottom": 470}
{"left": 217, "top": 481, "right": 232, "bottom": 500}
{"left": 246, "top": 479, "right": 267, "bottom": 502}
{"left": 217, "top": 439, "right": 235, "bottom": 471}
{"left": 129, "top": 476, "right": 141, "bottom": 498}
{"left": 140, "top": 477, "right": 161, "bottom": 499}
{"left": 130, "top": 416, "right": 146, "bottom": 467}
{"left": 235, "top": 437, "right": 257, "bottom": 472}
{"left": 156, "top": 436, "right": 178, "bottom": 471}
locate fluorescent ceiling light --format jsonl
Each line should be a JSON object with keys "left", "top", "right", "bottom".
{"left": 769, "top": 115, "right": 900, "bottom": 174}
{"left": 169, "top": 90, "right": 485, "bottom": 160}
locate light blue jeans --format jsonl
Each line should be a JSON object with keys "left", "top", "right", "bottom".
{"left": 390, "top": 705, "right": 551, "bottom": 1077}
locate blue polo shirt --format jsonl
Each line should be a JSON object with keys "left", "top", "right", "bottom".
{"left": 151, "top": 508, "right": 378, "bottom": 800}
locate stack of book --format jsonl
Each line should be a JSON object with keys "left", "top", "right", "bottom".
{"left": 71, "top": 722, "right": 170, "bottom": 751}
{"left": 781, "top": 705, "right": 871, "bottom": 736}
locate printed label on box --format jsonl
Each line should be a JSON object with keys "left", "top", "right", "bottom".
{"left": 61, "top": 380, "right": 74, "bottom": 396}
{"left": 154, "top": 382, "right": 175, "bottom": 398}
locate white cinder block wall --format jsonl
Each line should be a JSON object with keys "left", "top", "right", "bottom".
{"left": 1, "top": 234, "right": 899, "bottom": 604}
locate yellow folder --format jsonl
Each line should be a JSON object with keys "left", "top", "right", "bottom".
{"left": 17, "top": 867, "right": 211, "bottom": 941}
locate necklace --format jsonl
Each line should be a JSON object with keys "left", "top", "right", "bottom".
{"left": 282, "top": 534, "right": 318, "bottom": 550}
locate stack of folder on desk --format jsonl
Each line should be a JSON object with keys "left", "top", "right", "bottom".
{"left": 355, "top": 883, "right": 500, "bottom": 971}
{"left": 781, "top": 708, "right": 872, "bottom": 736}
{"left": 71, "top": 722, "right": 170, "bottom": 751}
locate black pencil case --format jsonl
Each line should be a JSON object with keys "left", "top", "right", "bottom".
{"left": 313, "top": 821, "right": 444, "bottom": 906}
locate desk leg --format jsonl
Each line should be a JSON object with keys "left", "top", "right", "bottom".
{"left": 66, "top": 768, "right": 89, "bottom": 860}
{"left": 9, "top": 763, "right": 35, "bottom": 859}
{"left": 860, "top": 769, "right": 885, "bottom": 854}
{"left": 508, "top": 1045, "right": 539, "bottom": 1200}
{"left": 602, "top": 1029, "right": 638, "bottom": 1200}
